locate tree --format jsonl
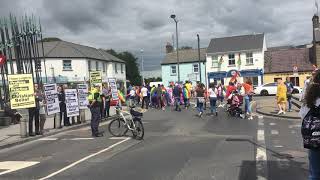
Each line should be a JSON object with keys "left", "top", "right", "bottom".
{"left": 106, "top": 49, "right": 142, "bottom": 86}
{"left": 180, "top": 46, "right": 192, "bottom": 50}
{"left": 144, "top": 77, "right": 162, "bottom": 84}
{"left": 41, "top": 37, "right": 62, "bottom": 42}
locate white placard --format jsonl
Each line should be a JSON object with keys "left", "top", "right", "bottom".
{"left": 65, "top": 89, "right": 80, "bottom": 117}
{"left": 77, "top": 84, "right": 89, "bottom": 109}
{"left": 108, "top": 78, "right": 119, "bottom": 100}
{"left": 44, "top": 84, "right": 60, "bottom": 115}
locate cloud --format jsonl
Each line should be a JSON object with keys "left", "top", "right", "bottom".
{"left": 0, "top": 0, "right": 316, "bottom": 71}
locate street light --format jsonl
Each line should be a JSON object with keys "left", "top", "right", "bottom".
{"left": 170, "top": 14, "right": 180, "bottom": 83}
{"left": 197, "top": 34, "right": 202, "bottom": 84}
{"left": 140, "top": 49, "right": 144, "bottom": 85}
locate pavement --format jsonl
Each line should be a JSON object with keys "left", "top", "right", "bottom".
{"left": 255, "top": 95, "right": 301, "bottom": 120}
{"left": 0, "top": 108, "right": 116, "bottom": 150}
{"left": 0, "top": 100, "right": 308, "bottom": 180}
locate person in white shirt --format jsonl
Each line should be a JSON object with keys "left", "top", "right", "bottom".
{"left": 141, "top": 85, "right": 149, "bottom": 109}
{"left": 129, "top": 87, "right": 136, "bottom": 106}
{"left": 208, "top": 84, "right": 218, "bottom": 116}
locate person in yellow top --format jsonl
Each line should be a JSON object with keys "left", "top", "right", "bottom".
{"left": 276, "top": 79, "right": 287, "bottom": 115}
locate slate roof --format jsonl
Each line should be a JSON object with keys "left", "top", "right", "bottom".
{"left": 264, "top": 47, "right": 314, "bottom": 73}
{"left": 13, "top": 40, "right": 125, "bottom": 63}
{"left": 162, "top": 48, "right": 206, "bottom": 65}
{"left": 207, "top": 33, "right": 264, "bottom": 54}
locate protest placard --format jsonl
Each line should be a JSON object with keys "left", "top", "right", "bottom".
{"left": 77, "top": 84, "right": 89, "bottom": 109}
{"left": 65, "top": 89, "right": 80, "bottom": 117}
{"left": 44, "top": 84, "right": 60, "bottom": 115}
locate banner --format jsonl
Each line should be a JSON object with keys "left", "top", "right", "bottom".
{"left": 77, "top": 84, "right": 89, "bottom": 109}
{"left": 108, "top": 78, "right": 119, "bottom": 100}
{"left": 44, "top": 84, "right": 60, "bottom": 115}
{"left": 8, "top": 74, "right": 35, "bottom": 109}
{"left": 90, "top": 71, "right": 102, "bottom": 85}
{"left": 65, "top": 89, "right": 80, "bottom": 117}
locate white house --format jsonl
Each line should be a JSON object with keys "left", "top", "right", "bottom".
{"left": 9, "top": 40, "right": 127, "bottom": 90}
{"left": 206, "top": 33, "right": 266, "bottom": 86}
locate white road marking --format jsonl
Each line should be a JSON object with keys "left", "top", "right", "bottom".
{"left": 256, "top": 118, "right": 268, "bottom": 180}
{"left": 289, "top": 124, "right": 301, "bottom": 129}
{"left": 0, "top": 161, "right": 40, "bottom": 176}
{"left": 109, "top": 137, "right": 129, "bottom": 140}
{"left": 269, "top": 123, "right": 276, "bottom": 126}
{"left": 37, "top": 138, "right": 58, "bottom": 141}
{"left": 39, "top": 137, "right": 131, "bottom": 180}
{"left": 69, "top": 138, "right": 95, "bottom": 140}
{"left": 271, "top": 130, "right": 279, "bottom": 135}
{"left": 274, "top": 145, "right": 284, "bottom": 148}
{"left": 291, "top": 130, "right": 296, "bottom": 134}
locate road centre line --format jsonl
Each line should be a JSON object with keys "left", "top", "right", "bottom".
{"left": 38, "top": 137, "right": 131, "bottom": 180}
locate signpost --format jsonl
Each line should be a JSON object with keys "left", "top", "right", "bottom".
{"left": 65, "top": 89, "right": 79, "bottom": 117}
{"left": 43, "top": 84, "right": 60, "bottom": 115}
{"left": 8, "top": 74, "right": 35, "bottom": 109}
{"left": 293, "top": 65, "right": 298, "bottom": 86}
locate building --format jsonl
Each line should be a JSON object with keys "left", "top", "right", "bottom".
{"left": 264, "top": 47, "right": 314, "bottom": 87}
{"left": 10, "top": 40, "right": 127, "bottom": 89}
{"left": 312, "top": 14, "right": 320, "bottom": 66}
{"left": 161, "top": 45, "right": 206, "bottom": 87}
{"left": 206, "top": 33, "right": 266, "bottom": 86}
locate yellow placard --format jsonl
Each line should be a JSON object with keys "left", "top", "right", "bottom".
{"left": 8, "top": 74, "right": 35, "bottom": 109}
{"left": 90, "top": 71, "right": 102, "bottom": 85}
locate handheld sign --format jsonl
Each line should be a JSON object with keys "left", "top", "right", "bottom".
{"left": 77, "top": 84, "right": 89, "bottom": 109}
{"left": 65, "top": 89, "right": 80, "bottom": 117}
{"left": 44, "top": 84, "right": 60, "bottom": 115}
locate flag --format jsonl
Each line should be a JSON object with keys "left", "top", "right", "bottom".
{"left": 118, "top": 90, "right": 125, "bottom": 103}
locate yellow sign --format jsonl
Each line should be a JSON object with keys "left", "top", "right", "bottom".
{"left": 8, "top": 74, "right": 35, "bottom": 109}
{"left": 90, "top": 71, "right": 102, "bottom": 85}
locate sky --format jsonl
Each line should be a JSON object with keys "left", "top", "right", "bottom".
{"left": 0, "top": 0, "right": 317, "bottom": 71}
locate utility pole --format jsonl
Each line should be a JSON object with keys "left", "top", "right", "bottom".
{"left": 197, "top": 34, "right": 201, "bottom": 83}
{"left": 170, "top": 14, "right": 180, "bottom": 83}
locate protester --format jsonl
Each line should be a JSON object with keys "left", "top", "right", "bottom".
{"left": 39, "top": 94, "right": 46, "bottom": 135}
{"left": 58, "top": 85, "right": 70, "bottom": 127}
{"left": 88, "top": 84, "right": 103, "bottom": 137}
{"left": 285, "top": 77, "right": 294, "bottom": 112}
{"left": 28, "top": 83, "right": 43, "bottom": 136}
{"left": 173, "top": 83, "right": 182, "bottom": 111}
{"left": 217, "top": 83, "right": 225, "bottom": 107}
{"left": 242, "top": 79, "right": 254, "bottom": 120}
{"left": 299, "top": 69, "right": 320, "bottom": 180}
{"left": 182, "top": 84, "right": 190, "bottom": 109}
{"left": 141, "top": 85, "right": 149, "bottom": 109}
{"left": 196, "top": 83, "right": 205, "bottom": 117}
{"left": 156, "top": 84, "right": 162, "bottom": 109}
{"left": 276, "top": 79, "right": 287, "bottom": 115}
{"left": 208, "top": 83, "right": 218, "bottom": 116}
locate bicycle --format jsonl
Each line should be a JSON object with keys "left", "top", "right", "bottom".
{"left": 108, "top": 105, "right": 144, "bottom": 140}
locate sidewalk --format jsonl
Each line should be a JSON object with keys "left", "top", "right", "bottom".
{"left": 0, "top": 108, "right": 116, "bottom": 150}
{"left": 256, "top": 96, "right": 301, "bottom": 120}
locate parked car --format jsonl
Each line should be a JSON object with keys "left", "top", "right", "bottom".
{"left": 254, "top": 82, "right": 302, "bottom": 96}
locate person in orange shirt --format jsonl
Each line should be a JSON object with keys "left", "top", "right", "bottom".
{"left": 276, "top": 79, "right": 287, "bottom": 115}
{"left": 242, "top": 79, "right": 254, "bottom": 120}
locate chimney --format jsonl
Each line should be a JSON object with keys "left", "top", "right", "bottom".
{"left": 166, "top": 42, "right": 173, "bottom": 53}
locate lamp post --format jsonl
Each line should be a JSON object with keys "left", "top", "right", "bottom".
{"left": 170, "top": 14, "right": 180, "bottom": 83}
{"left": 197, "top": 34, "right": 202, "bottom": 83}
{"left": 140, "top": 49, "right": 144, "bottom": 85}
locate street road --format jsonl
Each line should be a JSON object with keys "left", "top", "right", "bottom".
{"left": 0, "top": 101, "right": 308, "bottom": 180}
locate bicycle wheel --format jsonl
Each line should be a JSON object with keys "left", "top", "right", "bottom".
{"left": 108, "top": 118, "right": 128, "bottom": 137}
{"left": 132, "top": 120, "right": 144, "bottom": 140}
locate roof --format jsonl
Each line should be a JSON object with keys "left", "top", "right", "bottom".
{"left": 162, "top": 48, "right": 206, "bottom": 65}
{"left": 264, "top": 47, "right": 314, "bottom": 73}
{"left": 13, "top": 40, "right": 125, "bottom": 63}
{"left": 207, "top": 33, "right": 264, "bottom": 54}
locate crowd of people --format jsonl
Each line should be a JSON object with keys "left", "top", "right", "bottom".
{"left": 126, "top": 78, "right": 255, "bottom": 120}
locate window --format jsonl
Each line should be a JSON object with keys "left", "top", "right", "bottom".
{"left": 88, "top": 60, "right": 91, "bottom": 71}
{"left": 115, "top": 63, "right": 118, "bottom": 73}
{"left": 274, "top": 78, "right": 282, "bottom": 83}
{"left": 63, "top": 60, "right": 72, "bottom": 71}
{"left": 193, "top": 64, "right": 199, "bottom": 73}
{"left": 121, "top": 64, "right": 124, "bottom": 73}
{"left": 211, "top": 55, "right": 219, "bottom": 68}
{"left": 290, "top": 77, "right": 300, "bottom": 86}
{"left": 96, "top": 61, "right": 99, "bottom": 71}
{"left": 170, "top": 65, "right": 177, "bottom": 75}
{"left": 228, "top": 54, "right": 235, "bottom": 66}
{"left": 246, "top": 52, "right": 253, "bottom": 65}
{"left": 103, "top": 62, "right": 106, "bottom": 72}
